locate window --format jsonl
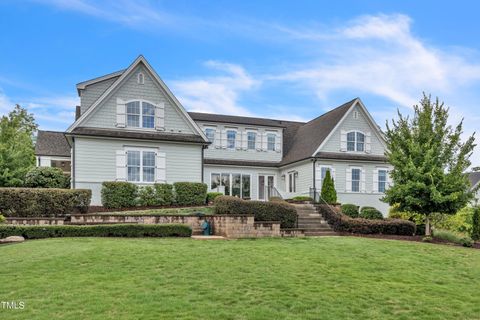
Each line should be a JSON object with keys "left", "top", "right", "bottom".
{"left": 126, "top": 101, "right": 155, "bottom": 129}
{"left": 137, "top": 72, "right": 145, "bottom": 84}
{"left": 211, "top": 173, "right": 251, "bottom": 198}
{"left": 347, "top": 131, "right": 365, "bottom": 152}
{"left": 247, "top": 132, "right": 256, "bottom": 150}
{"left": 378, "top": 169, "right": 387, "bottom": 193}
{"left": 267, "top": 133, "right": 276, "bottom": 151}
{"left": 205, "top": 128, "right": 215, "bottom": 143}
{"left": 127, "top": 150, "right": 155, "bottom": 183}
{"left": 288, "top": 171, "right": 297, "bottom": 193}
{"left": 319, "top": 166, "right": 332, "bottom": 187}
{"left": 351, "top": 168, "right": 361, "bottom": 192}
{"left": 227, "top": 130, "right": 236, "bottom": 149}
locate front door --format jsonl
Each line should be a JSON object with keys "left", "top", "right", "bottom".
{"left": 258, "top": 175, "right": 275, "bottom": 201}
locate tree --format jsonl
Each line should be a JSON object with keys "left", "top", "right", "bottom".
{"left": 0, "top": 104, "right": 37, "bottom": 187}
{"left": 472, "top": 207, "right": 480, "bottom": 241}
{"left": 383, "top": 94, "right": 476, "bottom": 236}
{"left": 321, "top": 170, "right": 337, "bottom": 204}
{"left": 24, "top": 167, "right": 70, "bottom": 188}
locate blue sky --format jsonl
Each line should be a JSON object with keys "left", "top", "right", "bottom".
{"left": 0, "top": 0, "right": 479, "bottom": 166}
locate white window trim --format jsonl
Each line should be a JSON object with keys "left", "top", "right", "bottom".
{"left": 225, "top": 129, "right": 238, "bottom": 150}
{"left": 375, "top": 167, "right": 389, "bottom": 194}
{"left": 246, "top": 130, "right": 257, "bottom": 151}
{"left": 266, "top": 132, "right": 276, "bottom": 152}
{"left": 125, "top": 147, "right": 157, "bottom": 184}
{"left": 346, "top": 130, "right": 366, "bottom": 152}
{"left": 209, "top": 172, "right": 252, "bottom": 198}
{"left": 288, "top": 171, "right": 298, "bottom": 193}
{"left": 125, "top": 99, "right": 158, "bottom": 130}
{"left": 204, "top": 126, "right": 216, "bottom": 144}
{"left": 350, "top": 166, "right": 362, "bottom": 193}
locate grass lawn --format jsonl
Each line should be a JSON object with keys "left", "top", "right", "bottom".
{"left": 1, "top": 237, "right": 479, "bottom": 320}
{"left": 96, "top": 206, "right": 214, "bottom": 216}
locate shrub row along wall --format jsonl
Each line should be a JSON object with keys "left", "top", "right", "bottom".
{"left": 0, "top": 188, "right": 91, "bottom": 217}
{"left": 214, "top": 196, "right": 297, "bottom": 228}
{"left": 316, "top": 204, "right": 416, "bottom": 235}
{"left": 101, "top": 182, "right": 207, "bottom": 209}
{"left": 0, "top": 224, "right": 192, "bottom": 239}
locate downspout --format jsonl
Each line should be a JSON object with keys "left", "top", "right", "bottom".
{"left": 312, "top": 158, "right": 317, "bottom": 200}
{"left": 71, "top": 136, "right": 75, "bottom": 189}
{"left": 201, "top": 145, "right": 205, "bottom": 183}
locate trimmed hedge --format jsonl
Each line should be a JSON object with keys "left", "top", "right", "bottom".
{"left": 101, "top": 182, "right": 138, "bottom": 208}
{"left": 207, "top": 192, "right": 223, "bottom": 203}
{"left": 316, "top": 204, "right": 415, "bottom": 235}
{"left": 155, "top": 183, "right": 174, "bottom": 206}
{"left": 0, "top": 224, "right": 192, "bottom": 239}
{"left": 24, "top": 167, "right": 70, "bottom": 189}
{"left": 174, "top": 182, "right": 207, "bottom": 206}
{"left": 359, "top": 207, "right": 384, "bottom": 220}
{"left": 214, "top": 196, "right": 297, "bottom": 228}
{"left": 0, "top": 188, "right": 91, "bottom": 217}
{"left": 341, "top": 204, "right": 359, "bottom": 218}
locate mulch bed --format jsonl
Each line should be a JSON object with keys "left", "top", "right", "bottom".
{"left": 338, "top": 232, "right": 480, "bottom": 249}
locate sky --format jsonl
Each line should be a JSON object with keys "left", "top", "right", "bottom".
{"left": 0, "top": 0, "right": 479, "bottom": 166}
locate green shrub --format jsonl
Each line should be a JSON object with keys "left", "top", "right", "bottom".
{"left": 214, "top": 196, "right": 297, "bottom": 228}
{"left": 389, "top": 205, "right": 425, "bottom": 235}
{"left": 24, "top": 167, "right": 70, "bottom": 189}
{"left": 0, "top": 224, "right": 192, "bottom": 239}
{"left": 268, "top": 196, "right": 284, "bottom": 202}
{"left": 316, "top": 204, "right": 415, "bottom": 235}
{"left": 174, "top": 182, "right": 207, "bottom": 206}
{"left": 360, "top": 207, "right": 383, "bottom": 220}
{"left": 291, "top": 196, "right": 313, "bottom": 202}
{"left": 101, "top": 182, "right": 138, "bottom": 208}
{"left": 155, "top": 183, "right": 174, "bottom": 206}
{"left": 341, "top": 204, "right": 359, "bottom": 218}
{"left": 0, "top": 214, "right": 5, "bottom": 224}
{"left": 207, "top": 192, "right": 223, "bottom": 203}
{"left": 137, "top": 186, "right": 158, "bottom": 206}
{"left": 0, "top": 188, "right": 91, "bottom": 217}
{"left": 321, "top": 170, "right": 337, "bottom": 204}
{"left": 472, "top": 206, "right": 480, "bottom": 241}
{"left": 433, "top": 229, "right": 474, "bottom": 247}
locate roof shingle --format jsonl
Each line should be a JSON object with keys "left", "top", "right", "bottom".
{"left": 35, "top": 131, "right": 71, "bottom": 157}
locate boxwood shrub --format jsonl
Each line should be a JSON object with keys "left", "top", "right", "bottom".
{"left": 101, "top": 182, "right": 138, "bottom": 208}
{"left": 341, "top": 204, "right": 359, "bottom": 218}
{"left": 214, "top": 196, "right": 297, "bottom": 228}
{"left": 207, "top": 192, "right": 223, "bottom": 203}
{"left": 316, "top": 204, "right": 415, "bottom": 235}
{"left": 155, "top": 183, "right": 174, "bottom": 206}
{"left": 359, "top": 207, "right": 384, "bottom": 220}
{"left": 0, "top": 188, "right": 91, "bottom": 217}
{"left": 24, "top": 167, "right": 71, "bottom": 189}
{"left": 174, "top": 182, "right": 207, "bottom": 206}
{"left": 0, "top": 224, "right": 192, "bottom": 239}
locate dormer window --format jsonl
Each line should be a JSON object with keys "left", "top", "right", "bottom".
{"left": 267, "top": 133, "right": 276, "bottom": 151}
{"left": 126, "top": 101, "right": 155, "bottom": 128}
{"left": 137, "top": 72, "right": 145, "bottom": 84}
{"left": 205, "top": 128, "right": 215, "bottom": 143}
{"left": 347, "top": 131, "right": 365, "bottom": 152}
{"left": 226, "top": 130, "right": 236, "bottom": 149}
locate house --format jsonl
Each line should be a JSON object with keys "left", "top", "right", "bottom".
{"left": 469, "top": 172, "right": 480, "bottom": 204}
{"left": 35, "top": 55, "right": 392, "bottom": 214}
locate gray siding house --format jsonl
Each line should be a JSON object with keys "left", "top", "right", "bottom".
{"left": 35, "top": 56, "right": 393, "bottom": 214}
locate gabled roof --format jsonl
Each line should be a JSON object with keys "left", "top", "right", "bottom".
{"left": 67, "top": 55, "right": 209, "bottom": 142}
{"left": 76, "top": 69, "right": 125, "bottom": 94}
{"left": 469, "top": 172, "right": 480, "bottom": 190}
{"left": 188, "top": 112, "right": 304, "bottom": 128}
{"left": 280, "top": 99, "right": 357, "bottom": 166}
{"left": 35, "top": 130, "right": 71, "bottom": 157}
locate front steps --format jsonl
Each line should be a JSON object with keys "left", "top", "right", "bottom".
{"left": 293, "top": 203, "right": 337, "bottom": 236}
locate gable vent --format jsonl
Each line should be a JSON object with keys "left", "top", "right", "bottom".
{"left": 137, "top": 72, "right": 145, "bottom": 85}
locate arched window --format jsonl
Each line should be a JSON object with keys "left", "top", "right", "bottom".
{"left": 347, "top": 131, "right": 365, "bottom": 152}
{"left": 137, "top": 72, "right": 145, "bottom": 84}
{"left": 126, "top": 101, "right": 155, "bottom": 128}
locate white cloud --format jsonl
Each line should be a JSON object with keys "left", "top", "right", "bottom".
{"left": 171, "top": 61, "right": 259, "bottom": 115}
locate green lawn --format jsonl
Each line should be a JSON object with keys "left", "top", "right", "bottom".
{"left": 1, "top": 237, "right": 479, "bottom": 320}
{"left": 96, "top": 206, "right": 214, "bottom": 216}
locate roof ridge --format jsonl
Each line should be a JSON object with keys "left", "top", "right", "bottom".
{"left": 187, "top": 111, "right": 306, "bottom": 125}
{"left": 301, "top": 98, "right": 358, "bottom": 126}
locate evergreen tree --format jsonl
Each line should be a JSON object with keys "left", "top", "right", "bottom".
{"left": 0, "top": 104, "right": 37, "bottom": 186}
{"left": 472, "top": 207, "right": 480, "bottom": 241}
{"left": 321, "top": 170, "right": 337, "bottom": 204}
{"left": 383, "top": 94, "right": 476, "bottom": 235}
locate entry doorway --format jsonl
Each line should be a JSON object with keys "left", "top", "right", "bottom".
{"left": 258, "top": 175, "right": 275, "bottom": 201}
